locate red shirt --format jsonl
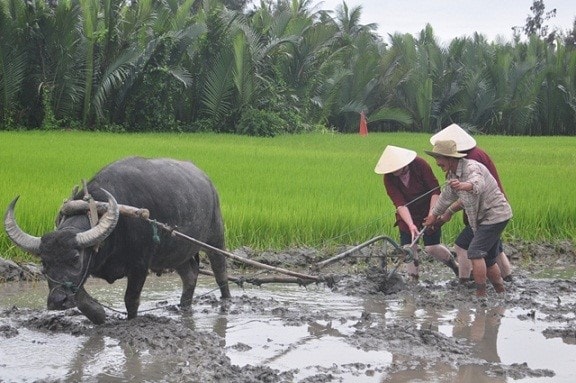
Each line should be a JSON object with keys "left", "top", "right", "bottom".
{"left": 464, "top": 147, "right": 505, "bottom": 194}
{"left": 462, "top": 146, "right": 506, "bottom": 225}
{"left": 384, "top": 156, "right": 440, "bottom": 233}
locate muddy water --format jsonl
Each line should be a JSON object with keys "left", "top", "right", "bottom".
{"left": 1, "top": 272, "right": 576, "bottom": 383}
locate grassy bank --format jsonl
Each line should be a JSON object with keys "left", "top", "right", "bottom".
{"left": 1, "top": 131, "right": 574, "bottom": 261}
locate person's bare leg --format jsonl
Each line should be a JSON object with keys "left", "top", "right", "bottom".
{"left": 455, "top": 245, "right": 472, "bottom": 282}
{"left": 425, "top": 244, "right": 459, "bottom": 276}
{"left": 405, "top": 244, "right": 419, "bottom": 281}
{"left": 471, "top": 259, "right": 487, "bottom": 297}
{"left": 496, "top": 251, "right": 513, "bottom": 281}
{"left": 425, "top": 244, "right": 451, "bottom": 262}
{"left": 487, "top": 263, "right": 505, "bottom": 293}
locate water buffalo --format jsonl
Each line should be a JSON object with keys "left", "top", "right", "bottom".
{"left": 4, "top": 157, "right": 231, "bottom": 324}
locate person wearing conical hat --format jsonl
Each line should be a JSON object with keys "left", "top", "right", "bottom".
{"left": 424, "top": 140, "right": 512, "bottom": 297}
{"left": 430, "top": 123, "right": 513, "bottom": 283}
{"left": 375, "top": 145, "right": 459, "bottom": 281}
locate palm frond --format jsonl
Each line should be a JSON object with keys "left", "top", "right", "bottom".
{"left": 92, "top": 48, "right": 142, "bottom": 119}
{"left": 202, "top": 51, "right": 234, "bottom": 119}
{"left": 369, "top": 107, "right": 413, "bottom": 125}
{"left": 0, "top": 49, "right": 27, "bottom": 110}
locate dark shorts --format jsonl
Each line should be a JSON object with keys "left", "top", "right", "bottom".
{"left": 456, "top": 225, "right": 505, "bottom": 253}
{"left": 455, "top": 225, "right": 474, "bottom": 249}
{"left": 400, "top": 228, "right": 442, "bottom": 246}
{"left": 456, "top": 221, "right": 509, "bottom": 267}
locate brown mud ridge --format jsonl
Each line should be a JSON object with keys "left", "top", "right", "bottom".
{"left": 1, "top": 240, "right": 575, "bottom": 382}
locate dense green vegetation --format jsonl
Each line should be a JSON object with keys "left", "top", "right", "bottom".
{"left": 1, "top": 131, "right": 574, "bottom": 262}
{"left": 1, "top": 0, "right": 576, "bottom": 136}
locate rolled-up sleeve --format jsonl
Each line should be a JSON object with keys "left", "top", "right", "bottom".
{"left": 456, "top": 159, "right": 512, "bottom": 231}
{"left": 466, "top": 162, "right": 485, "bottom": 195}
{"left": 432, "top": 184, "right": 458, "bottom": 216}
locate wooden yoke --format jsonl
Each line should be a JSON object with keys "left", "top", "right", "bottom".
{"left": 59, "top": 200, "right": 150, "bottom": 220}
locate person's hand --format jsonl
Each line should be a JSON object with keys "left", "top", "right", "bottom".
{"left": 423, "top": 214, "right": 437, "bottom": 227}
{"left": 407, "top": 223, "right": 419, "bottom": 241}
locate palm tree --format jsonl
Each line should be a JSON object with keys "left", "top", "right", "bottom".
{"left": 533, "top": 36, "right": 576, "bottom": 134}
{"left": 381, "top": 27, "right": 443, "bottom": 132}
{"left": 0, "top": 0, "right": 28, "bottom": 126}
{"left": 440, "top": 35, "right": 499, "bottom": 131}
{"left": 111, "top": 0, "right": 199, "bottom": 130}
{"left": 316, "top": 1, "right": 384, "bottom": 131}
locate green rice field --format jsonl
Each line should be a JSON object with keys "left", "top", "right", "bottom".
{"left": 1, "top": 131, "right": 574, "bottom": 261}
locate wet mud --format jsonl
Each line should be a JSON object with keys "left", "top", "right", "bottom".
{"left": 1, "top": 240, "right": 575, "bottom": 382}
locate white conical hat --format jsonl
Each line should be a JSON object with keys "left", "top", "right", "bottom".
{"left": 374, "top": 145, "right": 417, "bottom": 175}
{"left": 430, "top": 123, "right": 477, "bottom": 151}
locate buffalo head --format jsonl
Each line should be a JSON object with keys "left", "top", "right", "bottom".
{"left": 4, "top": 189, "right": 120, "bottom": 323}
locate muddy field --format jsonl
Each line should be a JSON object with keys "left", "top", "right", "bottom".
{"left": 1, "top": 240, "right": 575, "bottom": 382}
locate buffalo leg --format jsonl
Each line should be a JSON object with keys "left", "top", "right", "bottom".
{"left": 175, "top": 253, "right": 200, "bottom": 309}
{"left": 207, "top": 250, "right": 231, "bottom": 298}
{"left": 125, "top": 269, "right": 148, "bottom": 319}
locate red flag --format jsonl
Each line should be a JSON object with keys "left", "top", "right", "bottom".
{"left": 359, "top": 111, "right": 368, "bottom": 136}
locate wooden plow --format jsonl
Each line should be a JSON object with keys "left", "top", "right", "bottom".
{"left": 60, "top": 199, "right": 415, "bottom": 289}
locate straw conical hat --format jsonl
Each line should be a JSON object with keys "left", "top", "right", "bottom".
{"left": 374, "top": 145, "right": 417, "bottom": 174}
{"left": 430, "top": 123, "right": 476, "bottom": 151}
{"left": 425, "top": 140, "right": 467, "bottom": 158}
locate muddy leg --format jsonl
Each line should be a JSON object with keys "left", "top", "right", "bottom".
{"left": 205, "top": 227, "right": 231, "bottom": 299}
{"left": 207, "top": 250, "right": 231, "bottom": 299}
{"left": 405, "top": 244, "right": 419, "bottom": 281}
{"left": 496, "top": 251, "right": 513, "bottom": 281}
{"left": 175, "top": 254, "right": 200, "bottom": 309}
{"left": 455, "top": 245, "right": 472, "bottom": 282}
{"left": 425, "top": 244, "right": 459, "bottom": 276}
{"left": 487, "top": 263, "right": 505, "bottom": 293}
{"left": 76, "top": 287, "right": 106, "bottom": 325}
{"left": 425, "top": 244, "right": 451, "bottom": 263}
{"left": 125, "top": 270, "right": 148, "bottom": 319}
{"left": 471, "top": 259, "right": 487, "bottom": 297}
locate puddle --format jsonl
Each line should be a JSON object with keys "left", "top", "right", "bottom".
{"left": 1, "top": 328, "right": 86, "bottom": 380}
{"left": 1, "top": 273, "right": 575, "bottom": 382}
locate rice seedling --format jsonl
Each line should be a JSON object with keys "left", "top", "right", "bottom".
{"left": 1, "top": 131, "right": 574, "bottom": 262}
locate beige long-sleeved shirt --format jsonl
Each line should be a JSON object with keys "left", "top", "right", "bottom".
{"left": 432, "top": 159, "right": 512, "bottom": 231}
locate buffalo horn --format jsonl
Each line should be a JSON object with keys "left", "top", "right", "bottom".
{"left": 75, "top": 189, "right": 120, "bottom": 248}
{"left": 4, "top": 196, "right": 42, "bottom": 255}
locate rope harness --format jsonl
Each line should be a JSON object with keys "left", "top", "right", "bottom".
{"left": 44, "top": 184, "right": 100, "bottom": 296}
{"left": 52, "top": 184, "right": 441, "bottom": 317}
{"left": 43, "top": 250, "right": 94, "bottom": 295}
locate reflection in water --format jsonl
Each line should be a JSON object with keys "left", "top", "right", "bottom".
{"left": 454, "top": 365, "right": 504, "bottom": 383}
{"left": 62, "top": 331, "right": 181, "bottom": 382}
{"left": 212, "top": 315, "right": 229, "bottom": 346}
{"left": 452, "top": 305, "right": 507, "bottom": 383}
{"left": 397, "top": 294, "right": 441, "bottom": 332}
{"left": 66, "top": 335, "right": 107, "bottom": 381}
{"left": 0, "top": 328, "right": 85, "bottom": 381}
{"left": 454, "top": 305, "right": 505, "bottom": 363}
{"left": 307, "top": 320, "right": 343, "bottom": 338}
{"left": 381, "top": 355, "right": 456, "bottom": 382}
{"left": 260, "top": 321, "right": 345, "bottom": 366}
{"left": 1, "top": 277, "right": 575, "bottom": 382}
{"left": 379, "top": 295, "right": 473, "bottom": 383}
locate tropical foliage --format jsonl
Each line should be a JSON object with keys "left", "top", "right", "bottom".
{"left": 1, "top": 0, "right": 575, "bottom": 135}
